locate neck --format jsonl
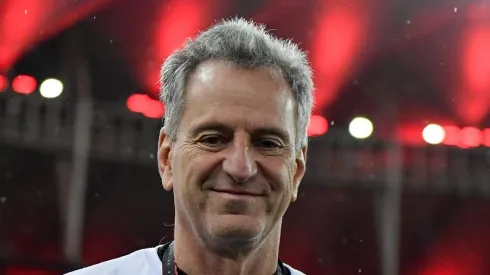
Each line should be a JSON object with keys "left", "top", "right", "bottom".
{"left": 173, "top": 219, "right": 282, "bottom": 275}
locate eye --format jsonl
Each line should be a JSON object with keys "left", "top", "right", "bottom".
{"left": 254, "top": 138, "right": 283, "bottom": 151}
{"left": 198, "top": 135, "right": 228, "bottom": 148}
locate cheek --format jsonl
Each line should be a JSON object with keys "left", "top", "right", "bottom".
{"left": 174, "top": 147, "right": 219, "bottom": 194}
{"left": 265, "top": 158, "right": 295, "bottom": 192}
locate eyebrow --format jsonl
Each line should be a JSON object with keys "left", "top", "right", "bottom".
{"left": 251, "top": 127, "right": 291, "bottom": 144}
{"left": 188, "top": 122, "right": 291, "bottom": 144}
{"left": 189, "top": 122, "right": 234, "bottom": 137}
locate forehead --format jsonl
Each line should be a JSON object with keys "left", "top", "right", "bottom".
{"left": 180, "top": 61, "right": 296, "bottom": 136}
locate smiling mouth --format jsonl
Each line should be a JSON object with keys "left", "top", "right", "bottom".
{"left": 210, "top": 189, "right": 264, "bottom": 197}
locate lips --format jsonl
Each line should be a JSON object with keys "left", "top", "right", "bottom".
{"left": 210, "top": 188, "right": 263, "bottom": 197}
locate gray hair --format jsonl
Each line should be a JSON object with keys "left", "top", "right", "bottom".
{"left": 160, "top": 17, "right": 314, "bottom": 150}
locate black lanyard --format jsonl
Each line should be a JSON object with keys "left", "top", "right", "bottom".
{"left": 161, "top": 242, "right": 178, "bottom": 275}
{"left": 160, "top": 241, "right": 286, "bottom": 275}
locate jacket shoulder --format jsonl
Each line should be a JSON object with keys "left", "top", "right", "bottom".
{"left": 284, "top": 263, "right": 306, "bottom": 275}
{"left": 65, "top": 248, "right": 160, "bottom": 275}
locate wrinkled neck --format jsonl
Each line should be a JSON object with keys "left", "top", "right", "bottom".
{"left": 173, "top": 216, "right": 282, "bottom": 275}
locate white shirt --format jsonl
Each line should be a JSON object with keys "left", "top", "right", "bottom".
{"left": 65, "top": 246, "right": 305, "bottom": 275}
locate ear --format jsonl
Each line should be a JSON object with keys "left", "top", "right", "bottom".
{"left": 158, "top": 127, "right": 174, "bottom": 191}
{"left": 291, "top": 146, "right": 307, "bottom": 202}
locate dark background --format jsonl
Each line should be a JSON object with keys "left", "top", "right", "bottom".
{"left": 1, "top": 0, "right": 490, "bottom": 274}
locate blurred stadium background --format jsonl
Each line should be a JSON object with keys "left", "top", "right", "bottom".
{"left": 2, "top": 0, "right": 490, "bottom": 274}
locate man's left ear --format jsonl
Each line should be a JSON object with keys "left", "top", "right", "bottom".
{"left": 291, "top": 146, "right": 307, "bottom": 202}
{"left": 158, "top": 127, "right": 174, "bottom": 191}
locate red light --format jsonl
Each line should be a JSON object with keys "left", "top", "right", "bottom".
{"left": 126, "top": 93, "right": 164, "bottom": 119}
{"left": 126, "top": 94, "right": 149, "bottom": 113}
{"left": 307, "top": 115, "right": 328, "bottom": 137}
{"left": 442, "top": 126, "right": 460, "bottom": 146}
{"left": 0, "top": 0, "right": 47, "bottom": 71}
{"left": 12, "top": 75, "right": 36, "bottom": 94}
{"left": 142, "top": 100, "right": 164, "bottom": 119}
{"left": 143, "top": 0, "right": 215, "bottom": 94}
{"left": 0, "top": 75, "right": 8, "bottom": 92}
{"left": 312, "top": 2, "right": 366, "bottom": 113}
{"left": 460, "top": 126, "right": 482, "bottom": 147}
{"left": 482, "top": 129, "right": 490, "bottom": 147}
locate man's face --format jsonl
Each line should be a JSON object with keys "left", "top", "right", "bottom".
{"left": 158, "top": 60, "right": 306, "bottom": 247}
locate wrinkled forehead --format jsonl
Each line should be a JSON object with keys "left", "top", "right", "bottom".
{"left": 190, "top": 59, "right": 287, "bottom": 87}
{"left": 180, "top": 60, "right": 296, "bottom": 139}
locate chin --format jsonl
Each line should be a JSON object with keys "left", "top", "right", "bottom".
{"left": 206, "top": 215, "right": 265, "bottom": 248}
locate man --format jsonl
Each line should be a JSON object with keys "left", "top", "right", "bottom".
{"left": 67, "top": 17, "right": 313, "bottom": 275}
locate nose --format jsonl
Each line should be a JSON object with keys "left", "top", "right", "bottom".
{"left": 222, "top": 135, "right": 257, "bottom": 183}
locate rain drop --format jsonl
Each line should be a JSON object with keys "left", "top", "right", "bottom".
{"left": 0, "top": 197, "right": 6, "bottom": 203}
{"left": 454, "top": 7, "right": 458, "bottom": 12}
{"left": 406, "top": 20, "right": 411, "bottom": 24}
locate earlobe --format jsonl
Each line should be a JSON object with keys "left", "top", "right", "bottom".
{"left": 291, "top": 146, "right": 307, "bottom": 202}
{"left": 158, "top": 128, "right": 174, "bottom": 191}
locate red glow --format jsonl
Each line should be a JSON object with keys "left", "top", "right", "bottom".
{"left": 468, "top": 3, "right": 490, "bottom": 22}
{"left": 460, "top": 127, "right": 482, "bottom": 148}
{"left": 312, "top": 1, "right": 366, "bottom": 113}
{"left": 464, "top": 28, "right": 490, "bottom": 91}
{"left": 126, "top": 94, "right": 149, "bottom": 113}
{"left": 459, "top": 20, "right": 490, "bottom": 124}
{"left": 443, "top": 126, "right": 489, "bottom": 148}
{"left": 0, "top": 0, "right": 114, "bottom": 71}
{"left": 397, "top": 123, "right": 425, "bottom": 146}
{"left": 0, "top": 0, "right": 48, "bottom": 70}
{"left": 142, "top": 99, "right": 165, "bottom": 119}
{"left": 442, "top": 126, "right": 460, "bottom": 146}
{"left": 38, "top": 0, "right": 116, "bottom": 46}
{"left": 12, "top": 75, "right": 36, "bottom": 94}
{"left": 482, "top": 129, "right": 490, "bottom": 147}
{"left": 413, "top": 205, "right": 490, "bottom": 275}
{"left": 0, "top": 74, "right": 8, "bottom": 92}
{"left": 146, "top": 0, "right": 218, "bottom": 94}
{"left": 126, "top": 93, "right": 164, "bottom": 119}
{"left": 307, "top": 115, "right": 328, "bottom": 137}
{"left": 420, "top": 265, "right": 470, "bottom": 275}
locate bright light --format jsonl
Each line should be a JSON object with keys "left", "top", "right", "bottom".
{"left": 422, "top": 124, "right": 446, "bottom": 144}
{"left": 126, "top": 93, "right": 164, "bottom": 119}
{"left": 307, "top": 115, "right": 328, "bottom": 137}
{"left": 349, "top": 117, "right": 373, "bottom": 139}
{"left": 12, "top": 75, "right": 36, "bottom": 94}
{"left": 40, "top": 78, "right": 63, "bottom": 98}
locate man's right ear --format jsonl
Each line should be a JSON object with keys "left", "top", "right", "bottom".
{"left": 158, "top": 128, "right": 174, "bottom": 191}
